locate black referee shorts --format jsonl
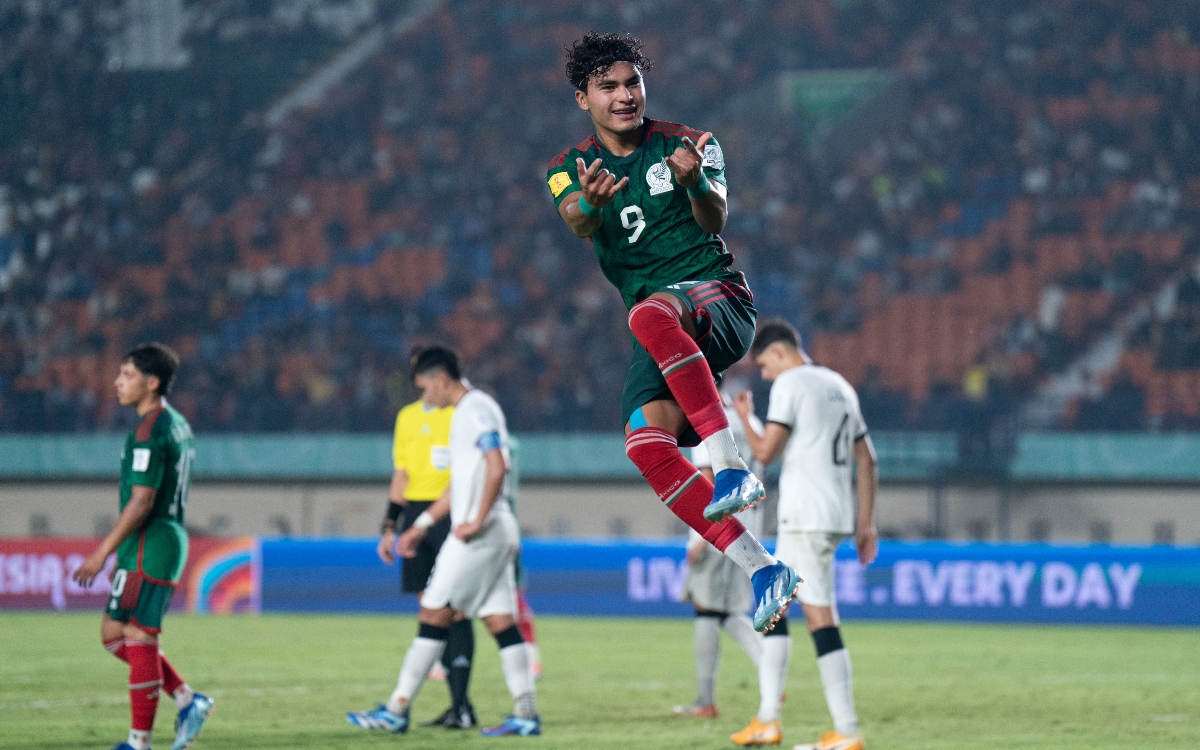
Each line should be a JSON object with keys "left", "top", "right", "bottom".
{"left": 399, "top": 500, "right": 452, "bottom": 594}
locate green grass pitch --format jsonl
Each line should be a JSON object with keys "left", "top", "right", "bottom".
{"left": 2, "top": 612, "right": 1198, "bottom": 749}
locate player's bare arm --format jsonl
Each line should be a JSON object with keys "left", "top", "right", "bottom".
{"left": 558, "top": 157, "right": 630, "bottom": 237}
{"left": 397, "top": 488, "right": 452, "bottom": 559}
{"left": 734, "top": 391, "right": 790, "bottom": 465}
{"left": 452, "top": 448, "right": 505, "bottom": 541}
{"left": 664, "top": 132, "right": 728, "bottom": 235}
{"left": 73, "top": 484, "right": 156, "bottom": 587}
{"left": 854, "top": 436, "right": 879, "bottom": 565}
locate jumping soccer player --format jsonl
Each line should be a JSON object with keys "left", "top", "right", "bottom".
{"left": 348, "top": 347, "right": 540, "bottom": 737}
{"left": 674, "top": 390, "right": 765, "bottom": 719}
{"left": 72, "top": 343, "right": 213, "bottom": 750}
{"left": 378, "top": 346, "right": 476, "bottom": 729}
{"left": 547, "top": 32, "right": 799, "bottom": 632}
{"left": 732, "top": 320, "right": 878, "bottom": 750}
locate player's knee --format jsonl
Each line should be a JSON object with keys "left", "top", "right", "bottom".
{"left": 810, "top": 625, "right": 844, "bottom": 656}
{"left": 418, "top": 606, "right": 454, "bottom": 630}
{"left": 122, "top": 622, "right": 157, "bottom": 644}
{"left": 491, "top": 623, "right": 525, "bottom": 649}
{"left": 627, "top": 297, "right": 681, "bottom": 339}
{"left": 624, "top": 426, "right": 678, "bottom": 474}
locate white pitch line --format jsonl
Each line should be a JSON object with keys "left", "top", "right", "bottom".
{"left": 0, "top": 682, "right": 388, "bottom": 711}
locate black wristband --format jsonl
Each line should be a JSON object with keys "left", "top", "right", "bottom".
{"left": 381, "top": 500, "right": 404, "bottom": 533}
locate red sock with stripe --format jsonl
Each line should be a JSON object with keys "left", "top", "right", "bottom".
{"left": 627, "top": 298, "right": 728, "bottom": 439}
{"left": 125, "top": 640, "right": 163, "bottom": 735}
{"left": 106, "top": 638, "right": 192, "bottom": 708}
{"left": 104, "top": 638, "right": 127, "bottom": 662}
{"left": 625, "top": 428, "right": 747, "bottom": 551}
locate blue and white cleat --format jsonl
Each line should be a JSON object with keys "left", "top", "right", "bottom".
{"left": 481, "top": 714, "right": 542, "bottom": 737}
{"left": 172, "top": 692, "right": 214, "bottom": 750}
{"left": 346, "top": 704, "right": 409, "bottom": 734}
{"left": 751, "top": 561, "right": 802, "bottom": 633}
{"left": 703, "top": 468, "right": 766, "bottom": 522}
{"left": 111, "top": 744, "right": 138, "bottom": 750}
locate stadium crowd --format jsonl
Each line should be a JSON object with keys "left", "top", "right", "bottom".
{"left": 1, "top": 0, "right": 1198, "bottom": 433}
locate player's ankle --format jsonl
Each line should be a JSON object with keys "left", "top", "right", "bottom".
{"left": 172, "top": 684, "right": 194, "bottom": 710}
{"left": 385, "top": 697, "right": 409, "bottom": 716}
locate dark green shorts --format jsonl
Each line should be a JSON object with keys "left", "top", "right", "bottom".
{"left": 106, "top": 568, "right": 176, "bottom": 634}
{"left": 621, "top": 279, "right": 757, "bottom": 446}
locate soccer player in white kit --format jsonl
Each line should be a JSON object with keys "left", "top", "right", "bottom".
{"left": 673, "top": 392, "right": 765, "bottom": 720}
{"left": 731, "top": 320, "right": 878, "bottom": 750}
{"left": 347, "top": 346, "right": 540, "bottom": 737}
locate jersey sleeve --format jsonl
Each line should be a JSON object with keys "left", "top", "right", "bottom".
{"left": 850, "top": 390, "right": 869, "bottom": 440}
{"left": 471, "top": 398, "right": 505, "bottom": 453}
{"left": 392, "top": 408, "right": 408, "bottom": 471}
{"left": 546, "top": 150, "right": 582, "bottom": 208}
{"left": 130, "top": 430, "right": 168, "bottom": 490}
{"left": 766, "top": 376, "right": 801, "bottom": 429}
{"left": 689, "top": 442, "right": 712, "bottom": 469}
{"left": 699, "top": 134, "right": 727, "bottom": 187}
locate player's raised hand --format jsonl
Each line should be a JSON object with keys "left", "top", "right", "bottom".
{"left": 576, "top": 157, "right": 628, "bottom": 209}
{"left": 664, "top": 132, "right": 711, "bottom": 189}
{"left": 733, "top": 390, "right": 754, "bottom": 421}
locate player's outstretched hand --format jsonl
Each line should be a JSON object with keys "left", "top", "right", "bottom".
{"left": 733, "top": 390, "right": 754, "bottom": 421}
{"left": 377, "top": 530, "right": 397, "bottom": 564}
{"left": 397, "top": 527, "right": 424, "bottom": 559}
{"left": 576, "top": 157, "right": 629, "bottom": 209}
{"left": 664, "top": 132, "right": 711, "bottom": 189}
{"left": 856, "top": 525, "right": 879, "bottom": 565}
{"left": 72, "top": 549, "right": 107, "bottom": 588}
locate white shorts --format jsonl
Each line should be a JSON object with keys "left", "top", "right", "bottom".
{"left": 682, "top": 546, "right": 754, "bottom": 614}
{"left": 420, "top": 512, "right": 519, "bottom": 619}
{"left": 774, "top": 530, "right": 846, "bottom": 608}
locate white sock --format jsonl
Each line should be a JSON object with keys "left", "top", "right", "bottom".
{"left": 498, "top": 643, "right": 537, "bottom": 718}
{"left": 722, "top": 532, "right": 776, "bottom": 578}
{"left": 757, "top": 631, "right": 792, "bottom": 722}
{"left": 703, "top": 428, "right": 748, "bottom": 473}
{"left": 722, "top": 612, "right": 762, "bottom": 664}
{"left": 817, "top": 647, "right": 859, "bottom": 736}
{"left": 694, "top": 616, "right": 721, "bottom": 706}
{"left": 526, "top": 642, "right": 541, "bottom": 679}
{"left": 172, "top": 683, "right": 194, "bottom": 710}
{"left": 127, "top": 729, "right": 151, "bottom": 750}
{"left": 386, "top": 637, "right": 446, "bottom": 714}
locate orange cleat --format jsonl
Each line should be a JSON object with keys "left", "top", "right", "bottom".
{"left": 731, "top": 716, "right": 783, "bottom": 746}
{"left": 671, "top": 701, "right": 718, "bottom": 718}
{"left": 792, "top": 729, "right": 864, "bottom": 750}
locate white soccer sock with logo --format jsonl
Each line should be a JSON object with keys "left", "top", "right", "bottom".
{"left": 757, "top": 632, "right": 791, "bottom": 723}
{"left": 703, "top": 428, "right": 748, "bottom": 474}
{"left": 722, "top": 532, "right": 776, "bottom": 578}
{"left": 722, "top": 612, "right": 763, "bottom": 663}
{"left": 387, "top": 637, "right": 446, "bottom": 715}
{"left": 498, "top": 643, "right": 537, "bottom": 719}
{"left": 694, "top": 615, "right": 721, "bottom": 706}
{"left": 818, "top": 648, "right": 859, "bottom": 736}
{"left": 126, "top": 729, "right": 151, "bottom": 750}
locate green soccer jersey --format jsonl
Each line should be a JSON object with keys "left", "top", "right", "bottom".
{"left": 116, "top": 402, "right": 194, "bottom": 583}
{"left": 546, "top": 119, "right": 746, "bottom": 309}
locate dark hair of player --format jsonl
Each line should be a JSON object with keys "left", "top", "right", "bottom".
{"left": 750, "top": 319, "right": 802, "bottom": 359}
{"left": 124, "top": 342, "right": 180, "bottom": 396}
{"left": 410, "top": 345, "right": 462, "bottom": 381}
{"left": 565, "top": 32, "right": 653, "bottom": 91}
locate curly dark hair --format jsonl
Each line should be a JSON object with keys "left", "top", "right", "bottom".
{"left": 565, "top": 32, "right": 653, "bottom": 91}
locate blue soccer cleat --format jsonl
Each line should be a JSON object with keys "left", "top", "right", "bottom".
{"left": 111, "top": 744, "right": 138, "bottom": 750}
{"left": 346, "top": 704, "right": 409, "bottom": 734}
{"left": 751, "top": 562, "right": 802, "bottom": 633}
{"left": 703, "top": 468, "right": 766, "bottom": 522}
{"left": 172, "top": 692, "right": 214, "bottom": 750}
{"left": 481, "top": 714, "right": 542, "bottom": 737}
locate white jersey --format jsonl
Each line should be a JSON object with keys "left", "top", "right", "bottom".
{"left": 766, "top": 365, "right": 867, "bottom": 534}
{"left": 448, "top": 389, "right": 515, "bottom": 526}
{"left": 690, "top": 406, "right": 764, "bottom": 539}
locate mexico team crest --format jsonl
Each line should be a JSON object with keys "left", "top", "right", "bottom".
{"left": 646, "top": 162, "right": 674, "bottom": 196}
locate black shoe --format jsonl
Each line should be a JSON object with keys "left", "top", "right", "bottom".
{"left": 421, "top": 706, "right": 457, "bottom": 728}
{"left": 447, "top": 704, "right": 477, "bottom": 729}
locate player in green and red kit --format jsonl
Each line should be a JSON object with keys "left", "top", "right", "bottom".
{"left": 547, "top": 33, "right": 800, "bottom": 633}
{"left": 73, "top": 343, "right": 213, "bottom": 750}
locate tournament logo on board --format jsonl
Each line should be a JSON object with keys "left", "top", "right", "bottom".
{"left": 186, "top": 537, "right": 259, "bottom": 614}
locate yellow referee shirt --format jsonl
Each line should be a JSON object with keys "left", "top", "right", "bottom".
{"left": 392, "top": 400, "right": 453, "bottom": 501}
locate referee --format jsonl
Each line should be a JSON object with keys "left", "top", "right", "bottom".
{"left": 378, "top": 352, "right": 477, "bottom": 729}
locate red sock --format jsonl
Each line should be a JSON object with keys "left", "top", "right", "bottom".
{"left": 104, "top": 638, "right": 127, "bottom": 662}
{"left": 625, "top": 428, "right": 746, "bottom": 551}
{"left": 159, "top": 650, "right": 185, "bottom": 697}
{"left": 516, "top": 590, "right": 537, "bottom": 645}
{"left": 627, "top": 298, "right": 728, "bottom": 439}
{"left": 125, "top": 640, "right": 163, "bottom": 732}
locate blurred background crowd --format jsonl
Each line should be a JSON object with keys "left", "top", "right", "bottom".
{"left": 1, "top": 0, "right": 1198, "bottom": 435}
